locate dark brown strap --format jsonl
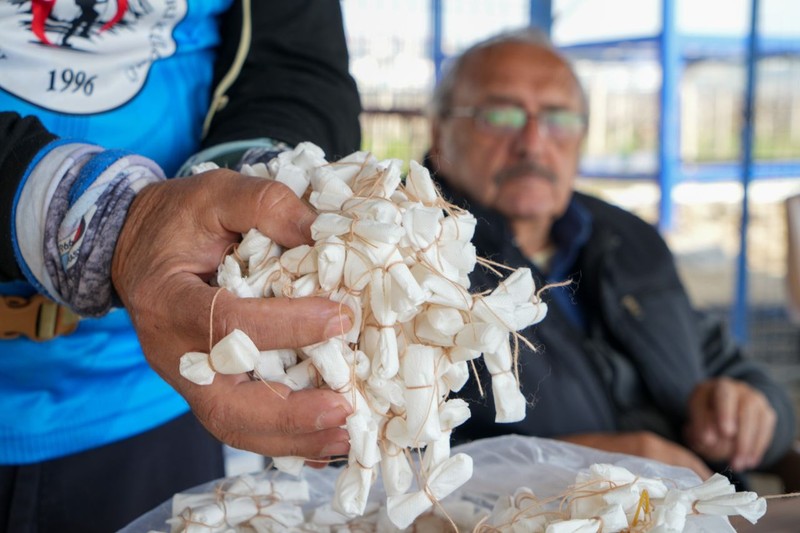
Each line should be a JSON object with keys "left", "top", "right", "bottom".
{"left": 0, "top": 294, "right": 79, "bottom": 341}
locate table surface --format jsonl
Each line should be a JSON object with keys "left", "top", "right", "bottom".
{"left": 729, "top": 495, "right": 800, "bottom": 532}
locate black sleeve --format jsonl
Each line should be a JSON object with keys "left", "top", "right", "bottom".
{"left": 697, "top": 311, "right": 797, "bottom": 468}
{"left": 0, "top": 112, "right": 58, "bottom": 282}
{"left": 583, "top": 193, "right": 796, "bottom": 469}
{"left": 204, "top": 0, "right": 362, "bottom": 160}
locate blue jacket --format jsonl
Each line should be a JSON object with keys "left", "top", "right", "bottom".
{"left": 0, "top": 0, "right": 361, "bottom": 464}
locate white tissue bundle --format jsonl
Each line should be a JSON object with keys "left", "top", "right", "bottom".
{"left": 155, "top": 471, "right": 484, "bottom": 533}
{"left": 478, "top": 464, "right": 767, "bottom": 533}
{"left": 154, "top": 462, "right": 765, "bottom": 532}
{"left": 178, "top": 143, "right": 549, "bottom": 528}
{"left": 163, "top": 474, "right": 313, "bottom": 533}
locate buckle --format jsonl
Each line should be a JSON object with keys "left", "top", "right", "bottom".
{"left": 0, "top": 294, "right": 80, "bottom": 341}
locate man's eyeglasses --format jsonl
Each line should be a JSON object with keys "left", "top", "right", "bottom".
{"left": 447, "top": 104, "right": 586, "bottom": 141}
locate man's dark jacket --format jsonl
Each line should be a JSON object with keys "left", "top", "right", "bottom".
{"left": 433, "top": 170, "right": 795, "bottom": 470}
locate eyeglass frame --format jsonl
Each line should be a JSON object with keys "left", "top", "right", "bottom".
{"left": 444, "top": 103, "right": 588, "bottom": 142}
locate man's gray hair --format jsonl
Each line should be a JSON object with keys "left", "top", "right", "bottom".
{"left": 430, "top": 27, "right": 586, "bottom": 118}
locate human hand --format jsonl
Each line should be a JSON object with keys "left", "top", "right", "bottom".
{"left": 111, "top": 169, "right": 354, "bottom": 461}
{"left": 684, "top": 377, "right": 776, "bottom": 471}
{"left": 560, "top": 431, "right": 713, "bottom": 479}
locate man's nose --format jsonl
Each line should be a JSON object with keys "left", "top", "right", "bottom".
{"left": 511, "top": 115, "right": 545, "bottom": 158}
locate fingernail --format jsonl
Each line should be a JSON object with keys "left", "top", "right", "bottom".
{"left": 324, "top": 308, "right": 354, "bottom": 338}
{"left": 320, "top": 439, "right": 351, "bottom": 458}
{"left": 316, "top": 405, "right": 350, "bottom": 430}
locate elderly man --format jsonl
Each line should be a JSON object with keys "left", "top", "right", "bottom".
{"left": 427, "top": 28, "right": 795, "bottom": 480}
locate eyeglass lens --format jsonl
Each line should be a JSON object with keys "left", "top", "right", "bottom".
{"left": 476, "top": 105, "right": 584, "bottom": 140}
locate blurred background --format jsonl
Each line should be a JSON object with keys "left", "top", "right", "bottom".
{"left": 227, "top": 0, "right": 800, "bottom": 479}
{"left": 339, "top": 0, "right": 800, "bottom": 424}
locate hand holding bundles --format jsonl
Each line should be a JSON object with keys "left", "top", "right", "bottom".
{"left": 178, "top": 143, "right": 548, "bottom": 528}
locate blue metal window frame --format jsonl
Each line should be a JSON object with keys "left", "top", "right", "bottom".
{"left": 427, "top": 0, "right": 797, "bottom": 343}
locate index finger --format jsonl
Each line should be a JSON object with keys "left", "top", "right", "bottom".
{"left": 169, "top": 280, "right": 353, "bottom": 352}
{"left": 686, "top": 382, "right": 718, "bottom": 448}
{"left": 711, "top": 378, "right": 738, "bottom": 438}
{"left": 204, "top": 171, "right": 316, "bottom": 248}
{"left": 214, "top": 292, "right": 354, "bottom": 350}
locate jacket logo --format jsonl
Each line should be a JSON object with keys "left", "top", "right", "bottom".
{"left": 0, "top": 0, "right": 187, "bottom": 114}
{"left": 28, "top": 0, "right": 131, "bottom": 49}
